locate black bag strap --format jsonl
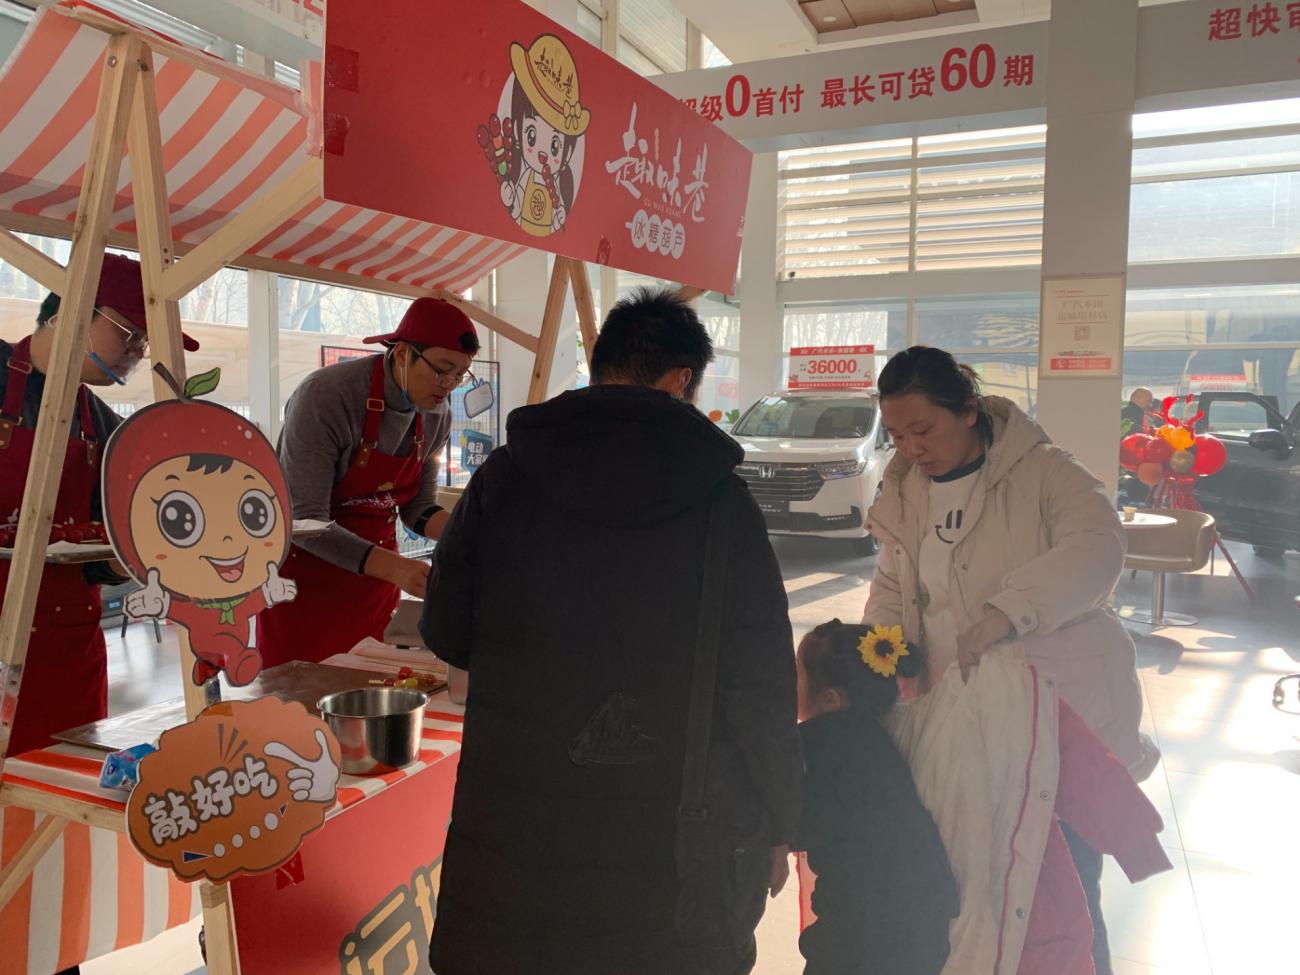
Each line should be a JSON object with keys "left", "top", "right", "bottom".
{"left": 679, "top": 492, "right": 731, "bottom": 819}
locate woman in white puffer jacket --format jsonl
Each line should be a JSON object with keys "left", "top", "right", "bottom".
{"left": 863, "top": 346, "right": 1160, "bottom": 975}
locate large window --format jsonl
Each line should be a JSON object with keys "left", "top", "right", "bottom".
{"left": 777, "top": 97, "right": 1300, "bottom": 431}
{"left": 617, "top": 0, "right": 687, "bottom": 76}
{"left": 784, "top": 301, "right": 905, "bottom": 353}
{"left": 1130, "top": 103, "right": 1300, "bottom": 264}
{"left": 779, "top": 127, "right": 1046, "bottom": 279}
{"left": 576, "top": 1, "right": 603, "bottom": 47}
{"left": 782, "top": 297, "right": 1036, "bottom": 413}
{"left": 276, "top": 275, "right": 411, "bottom": 413}
{"left": 1130, "top": 172, "right": 1300, "bottom": 262}
{"left": 915, "top": 293, "right": 1038, "bottom": 350}
{"left": 1124, "top": 285, "right": 1300, "bottom": 414}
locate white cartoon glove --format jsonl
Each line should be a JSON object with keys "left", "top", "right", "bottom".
{"left": 125, "top": 568, "right": 170, "bottom": 620}
{"left": 265, "top": 729, "right": 339, "bottom": 803}
{"left": 261, "top": 562, "right": 297, "bottom": 606}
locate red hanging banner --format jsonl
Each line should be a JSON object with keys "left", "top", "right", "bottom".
{"left": 321, "top": 0, "right": 752, "bottom": 294}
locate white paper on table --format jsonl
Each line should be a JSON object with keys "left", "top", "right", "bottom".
{"left": 348, "top": 638, "right": 444, "bottom": 669}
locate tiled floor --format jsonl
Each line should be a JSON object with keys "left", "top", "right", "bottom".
{"left": 78, "top": 539, "right": 1299, "bottom": 975}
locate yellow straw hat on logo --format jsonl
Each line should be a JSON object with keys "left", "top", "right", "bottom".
{"left": 510, "top": 34, "right": 591, "bottom": 137}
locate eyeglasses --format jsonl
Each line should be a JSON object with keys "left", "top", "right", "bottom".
{"left": 415, "top": 351, "right": 475, "bottom": 389}
{"left": 97, "top": 308, "right": 148, "bottom": 353}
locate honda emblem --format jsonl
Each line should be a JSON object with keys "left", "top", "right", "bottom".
{"left": 757, "top": 464, "right": 776, "bottom": 479}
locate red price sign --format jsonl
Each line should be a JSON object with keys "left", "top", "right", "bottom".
{"left": 788, "top": 346, "right": 876, "bottom": 390}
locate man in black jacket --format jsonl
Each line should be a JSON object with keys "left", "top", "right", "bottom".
{"left": 420, "top": 288, "right": 802, "bottom": 975}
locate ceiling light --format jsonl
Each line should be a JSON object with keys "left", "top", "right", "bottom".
{"left": 822, "top": 14, "right": 837, "bottom": 21}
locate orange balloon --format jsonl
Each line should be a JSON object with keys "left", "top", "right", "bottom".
{"left": 707, "top": 410, "right": 723, "bottom": 423}
{"left": 1137, "top": 462, "right": 1163, "bottom": 486}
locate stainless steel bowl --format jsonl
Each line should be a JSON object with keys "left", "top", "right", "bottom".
{"left": 317, "top": 687, "right": 428, "bottom": 776}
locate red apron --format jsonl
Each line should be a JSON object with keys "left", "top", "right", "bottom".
{"left": 257, "top": 355, "right": 425, "bottom": 666}
{"left": 0, "top": 338, "right": 108, "bottom": 756}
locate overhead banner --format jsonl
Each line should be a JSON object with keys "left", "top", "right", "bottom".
{"left": 652, "top": 0, "right": 1300, "bottom": 149}
{"left": 322, "top": 0, "right": 753, "bottom": 294}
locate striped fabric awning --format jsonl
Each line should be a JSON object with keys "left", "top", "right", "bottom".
{"left": 0, "top": 2, "right": 526, "bottom": 295}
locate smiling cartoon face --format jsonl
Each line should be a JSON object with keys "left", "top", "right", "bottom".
{"left": 521, "top": 114, "right": 564, "bottom": 177}
{"left": 129, "top": 454, "right": 288, "bottom": 601}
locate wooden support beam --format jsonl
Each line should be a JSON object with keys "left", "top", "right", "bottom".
{"left": 432, "top": 290, "right": 539, "bottom": 354}
{"left": 128, "top": 45, "right": 188, "bottom": 405}
{"left": 127, "top": 45, "right": 212, "bottom": 724}
{"left": 568, "top": 261, "right": 598, "bottom": 371}
{"left": 202, "top": 881, "right": 242, "bottom": 975}
{"left": 675, "top": 285, "right": 707, "bottom": 303}
{"left": 0, "top": 815, "right": 67, "bottom": 910}
{"left": 0, "top": 230, "right": 64, "bottom": 292}
{"left": 126, "top": 51, "right": 237, "bottom": 971}
{"left": 527, "top": 258, "right": 572, "bottom": 405}
{"left": 160, "top": 158, "right": 321, "bottom": 303}
{"left": 0, "top": 32, "right": 140, "bottom": 768}
{"left": 0, "top": 782, "right": 125, "bottom": 832}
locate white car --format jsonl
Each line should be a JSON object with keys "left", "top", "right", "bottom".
{"left": 730, "top": 389, "right": 893, "bottom": 554}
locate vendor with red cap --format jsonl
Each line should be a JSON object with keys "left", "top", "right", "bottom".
{"left": 0, "top": 252, "right": 199, "bottom": 755}
{"left": 257, "top": 297, "right": 477, "bottom": 665}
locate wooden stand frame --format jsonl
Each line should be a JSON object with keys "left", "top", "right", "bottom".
{"left": 0, "top": 12, "right": 711, "bottom": 972}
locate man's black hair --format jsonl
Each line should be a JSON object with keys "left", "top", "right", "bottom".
{"left": 186, "top": 454, "right": 236, "bottom": 475}
{"left": 37, "top": 292, "right": 60, "bottom": 327}
{"left": 590, "top": 287, "right": 714, "bottom": 398}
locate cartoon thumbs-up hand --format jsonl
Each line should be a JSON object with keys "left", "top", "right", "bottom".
{"left": 265, "top": 729, "right": 339, "bottom": 803}
{"left": 261, "top": 562, "right": 297, "bottom": 606}
{"left": 125, "top": 568, "right": 170, "bottom": 620}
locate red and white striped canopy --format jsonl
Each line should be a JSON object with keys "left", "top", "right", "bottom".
{"left": 0, "top": 3, "right": 526, "bottom": 294}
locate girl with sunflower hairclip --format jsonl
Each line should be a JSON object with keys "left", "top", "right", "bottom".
{"left": 793, "top": 619, "right": 958, "bottom": 975}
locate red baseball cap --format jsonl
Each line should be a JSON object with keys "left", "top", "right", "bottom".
{"left": 362, "top": 297, "right": 478, "bottom": 353}
{"left": 94, "top": 253, "right": 200, "bottom": 352}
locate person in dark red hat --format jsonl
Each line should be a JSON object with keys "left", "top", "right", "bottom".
{"left": 256, "top": 297, "right": 478, "bottom": 665}
{"left": 0, "top": 252, "right": 200, "bottom": 758}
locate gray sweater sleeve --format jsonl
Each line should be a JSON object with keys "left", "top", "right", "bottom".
{"left": 278, "top": 375, "right": 375, "bottom": 575}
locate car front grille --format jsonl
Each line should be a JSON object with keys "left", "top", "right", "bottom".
{"left": 735, "top": 462, "right": 824, "bottom": 502}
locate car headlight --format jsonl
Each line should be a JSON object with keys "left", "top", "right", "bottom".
{"left": 815, "top": 459, "right": 867, "bottom": 480}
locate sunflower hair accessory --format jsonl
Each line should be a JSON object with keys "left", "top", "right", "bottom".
{"left": 857, "top": 624, "right": 910, "bottom": 678}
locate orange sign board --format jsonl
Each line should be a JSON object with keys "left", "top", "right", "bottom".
{"left": 126, "top": 697, "right": 342, "bottom": 883}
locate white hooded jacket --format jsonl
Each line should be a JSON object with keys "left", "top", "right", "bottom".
{"left": 863, "top": 396, "right": 1156, "bottom": 774}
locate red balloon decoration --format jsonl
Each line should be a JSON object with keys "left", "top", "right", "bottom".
{"left": 1127, "top": 394, "right": 1229, "bottom": 511}
{"left": 1192, "top": 434, "right": 1227, "bottom": 476}
{"left": 1120, "top": 433, "right": 1149, "bottom": 471}
{"left": 1143, "top": 438, "right": 1174, "bottom": 466}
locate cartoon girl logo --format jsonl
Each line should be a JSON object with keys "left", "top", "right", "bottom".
{"left": 478, "top": 34, "right": 590, "bottom": 238}
{"left": 103, "top": 366, "right": 296, "bottom": 688}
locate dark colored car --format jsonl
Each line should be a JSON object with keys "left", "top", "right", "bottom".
{"left": 1121, "top": 392, "right": 1300, "bottom": 554}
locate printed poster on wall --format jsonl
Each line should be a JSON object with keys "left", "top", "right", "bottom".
{"left": 321, "top": 0, "right": 752, "bottom": 294}
{"left": 1038, "top": 275, "right": 1125, "bottom": 379}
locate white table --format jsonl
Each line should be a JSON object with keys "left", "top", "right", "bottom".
{"left": 1120, "top": 511, "right": 1176, "bottom": 532}
{"left": 1119, "top": 511, "right": 1189, "bottom": 626}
